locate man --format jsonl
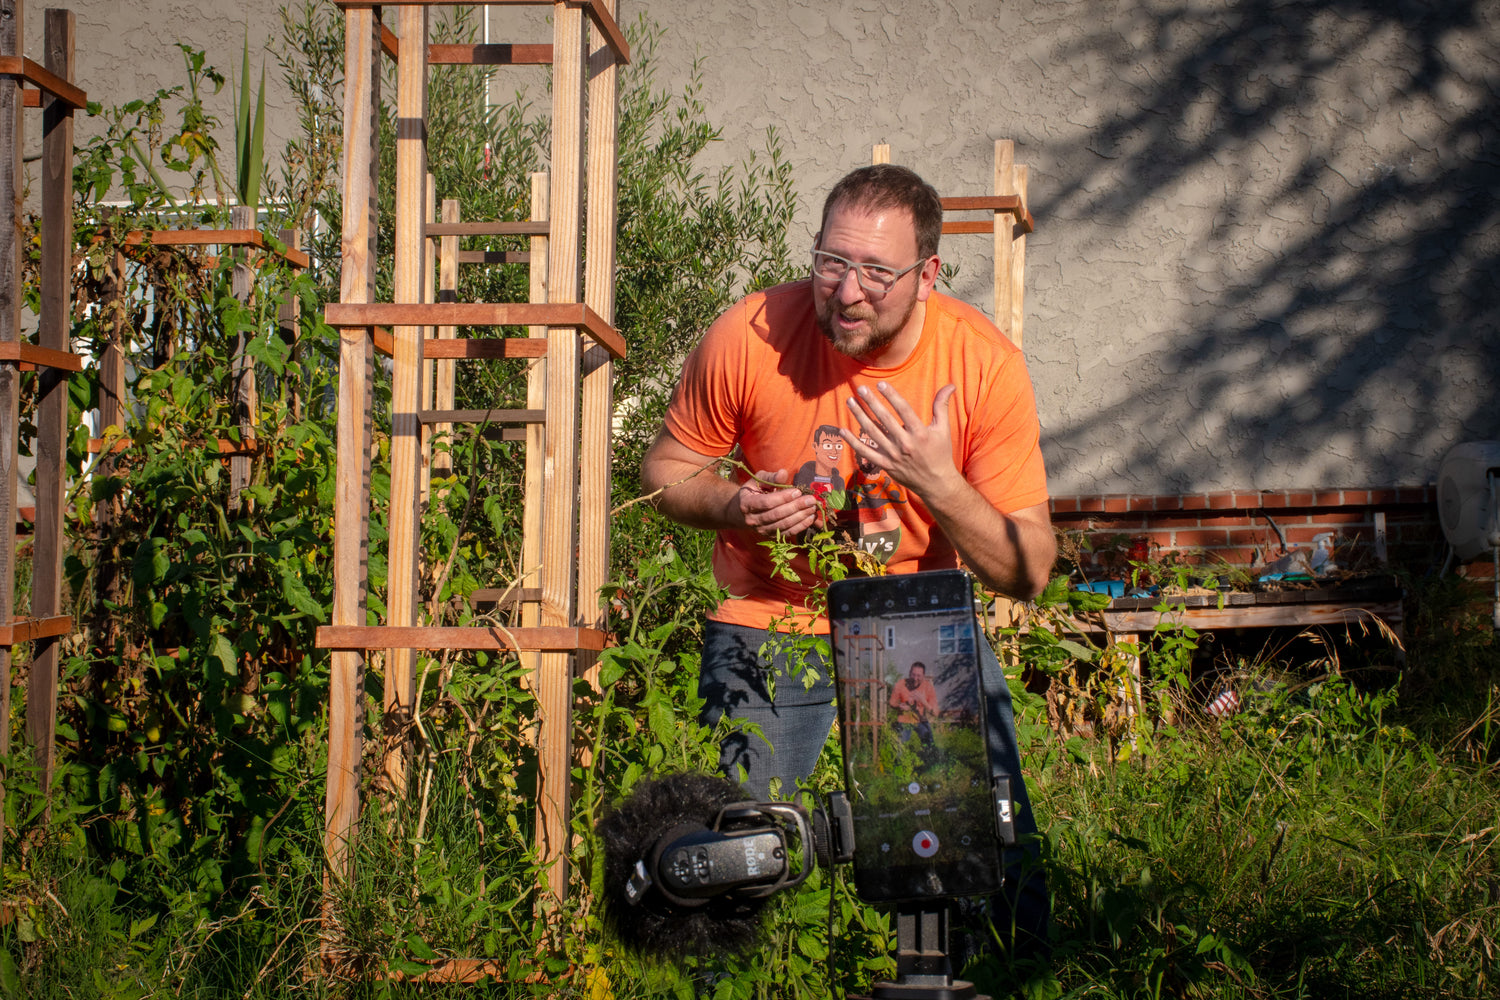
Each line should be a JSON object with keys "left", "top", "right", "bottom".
{"left": 641, "top": 162, "right": 1053, "bottom": 948}
{"left": 889, "top": 661, "right": 939, "bottom": 746}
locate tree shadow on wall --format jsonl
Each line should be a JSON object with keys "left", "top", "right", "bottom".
{"left": 1036, "top": 0, "right": 1497, "bottom": 491}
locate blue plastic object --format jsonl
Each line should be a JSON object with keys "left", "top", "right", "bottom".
{"left": 1075, "top": 579, "right": 1126, "bottom": 598}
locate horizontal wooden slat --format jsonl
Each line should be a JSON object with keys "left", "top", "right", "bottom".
{"left": 943, "top": 220, "right": 995, "bottom": 235}
{"left": 1100, "top": 601, "right": 1403, "bottom": 633}
{"left": 386, "top": 958, "right": 515, "bottom": 984}
{"left": 315, "top": 625, "right": 609, "bottom": 652}
{"left": 344, "top": 1, "right": 630, "bottom": 61}
{"left": 328, "top": 303, "right": 624, "bottom": 359}
{"left": 370, "top": 329, "right": 547, "bottom": 360}
{"left": 122, "top": 229, "right": 311, "bottom": 268}
{"left": 469, "top": 587, "right": 544, "bottom": 606}
{"left": 430, "top": 43, "right": 552, "bottom": 65}
{"left": 419, "top": 408, "right": 543, "bottom": 425}
{"left": 939, "top": 195, "right": 1035, "bottom": 235}
{"left": 426, "top": 221, "right": 549, "bottom": 237}
{"left": 0, "top": 342, "right": 84, "bottom": 372}
{"left": 0, "top": 55, "right": 86, "bottom": 109}
{"left": 0, "top": 615, "right": 73, "bottom": 646}
{"left": 458, "top": 250, "right": 530, "bottom": 265}
{"left": 942, "top": 195, "right": 1022, "bottom": 212}
{"left": 423, "top": 337, "right": 548, "bottom": 359}
{"left": 86, "top": 437, "right": 262, "bottom": 456}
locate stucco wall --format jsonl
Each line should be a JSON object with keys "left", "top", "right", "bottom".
{"left": 33, "top": 0, "right": 1500, "bottom": 497}
{"left": 631, "top": 0, "right": 1500, "bottom": 497}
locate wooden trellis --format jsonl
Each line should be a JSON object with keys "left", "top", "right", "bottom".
{"left": 314, "top": 0, "right": 627, "bottom": 915}
{"left": 874, "top": 140, "right": 1036, "bottom": 631}
{"left": 0, "top": 3, "right": 84, "bottom": 856}
{"left": 872, "top": 139, "right": 1034, "bottom": 346}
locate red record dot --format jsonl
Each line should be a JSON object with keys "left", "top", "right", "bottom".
{"left": 912, "top": 830, "right": 939, "bottom": 858}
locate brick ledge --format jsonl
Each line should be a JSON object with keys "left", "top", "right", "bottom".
{"left": 1050, "top": 486, "right": 1436, "bottom": 518}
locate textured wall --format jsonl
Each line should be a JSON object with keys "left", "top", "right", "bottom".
{"left": 37, "top": 0, "right": 1500, "bottom": 497}
{"left": 632, "top": 0, "right": 1500, "bottom": 497}
{"left": 21, "top": 0, "right": 306, "bottom": 179}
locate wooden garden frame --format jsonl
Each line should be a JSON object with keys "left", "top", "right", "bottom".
{"left": 0, "top": 5, "right": 83, "bottom": 857}
{"left": 315, "top": 1, "right": 627, "bottom": 927}
{"left": 873, "top": 139, "right": 1035, "bottom": 346}
{"left": 873, "top": 140, "right": 1037, "bottom": 628}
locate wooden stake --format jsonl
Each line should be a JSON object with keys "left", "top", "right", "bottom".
{"left": 229, "top": 204, "right": 257, "bottom": 510}
{"left": 872, "top": 143, "right": 890, "bottom": 165}
{"left": 383, "top": 4, "right": 430, "bottom": 798}
{"left": 26, "top": 7, "right": 75, "bottom": 809}
{"left": 579, "top": 0, "right": 620, "bottom": 669}
{"left": 432, "top": 199, "right": 459, "bottom": 485}
{"left": 1009, "top": 165, "right": 1028, "bottom": 349}
{"left": 277, "top": 229, "right": 303, "bottom": 420}
{"left": 0, "top": 0, "right": 24, "bottom": 859}
{"left": 325, "top": 5, "right": 381, "bottom": 883}
{"left": 520, "top": 173, "right": 548, "bottom": 691}
{"left": 992, "top": 139, "right": 1016, "bottom": 341}
{"left": 538, "top": 0, "right": 586, "bottom": 903}
{"left": 420, "top": 173, "right": 436, "bottom": 504}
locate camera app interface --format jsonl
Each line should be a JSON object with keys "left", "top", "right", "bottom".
{"left": 831, "top": 575, "right": 1001, "bottom": 900}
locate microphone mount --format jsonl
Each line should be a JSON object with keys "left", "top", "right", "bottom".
{"left": 625, "top": 800, "right": 826, "bottom": 909}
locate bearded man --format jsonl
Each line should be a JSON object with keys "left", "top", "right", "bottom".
{"left": 640, "top": 162, "right": 1055, "bottom": 951}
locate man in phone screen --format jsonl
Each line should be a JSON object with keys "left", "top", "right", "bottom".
{"left": 641, "top": 164, "right": 1053, "bottom": 948}
{"left": 890, "top": 661, "right": 939, "bottom": 746}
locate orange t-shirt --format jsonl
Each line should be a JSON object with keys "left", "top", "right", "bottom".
{"left": 664, "top": 280, "right": 1049, "bottom": 632}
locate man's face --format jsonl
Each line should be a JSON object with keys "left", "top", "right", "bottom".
{"left": 908, "top": 664, "right": 925, "bottom": 685}
{"left": 814, "top": 432, "right": 844, "bottom": 474}
{"left": 812, "top": 201, "right": 934, "bottom": 361}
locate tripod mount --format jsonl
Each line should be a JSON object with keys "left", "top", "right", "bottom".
{"left": 850, "top": 902, "right": 990, "bottom": 1000}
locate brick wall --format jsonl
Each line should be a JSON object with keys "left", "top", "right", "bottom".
{"left": 1047, "top": 486, "right": 1484, "bottom": 579}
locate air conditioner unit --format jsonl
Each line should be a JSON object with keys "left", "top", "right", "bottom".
{"left": 1437, "top": 441, "right": 1500, "bottom": 562}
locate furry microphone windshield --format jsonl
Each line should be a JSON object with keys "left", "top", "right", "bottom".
{"left": 596, "top": 772, "right": 771, "bottom": 960}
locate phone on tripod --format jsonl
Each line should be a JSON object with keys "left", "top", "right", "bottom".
{"left": 828, "top": 569, "right": 1005, "bottom": 902}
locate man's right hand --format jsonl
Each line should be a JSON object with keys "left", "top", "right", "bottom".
{"left": 641, "top": 427, "right": 818, "bottom": 536}
{"left": 734, "top": 469, "right": 819, "bottom": 537}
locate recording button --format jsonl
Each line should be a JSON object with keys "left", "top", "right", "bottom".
{"left": 912, "top": 831, "right": 939, "bottom": 858}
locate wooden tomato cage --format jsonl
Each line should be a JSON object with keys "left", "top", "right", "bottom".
{"left": 312, "top": 3, "right": 628, "bottom": 959}
{"left": 0, "top": 5, "right": 84, "bottom": 855}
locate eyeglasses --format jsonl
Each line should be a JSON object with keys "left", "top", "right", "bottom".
{"left": 810, "top": 248, "right": 927, "bottom": 297}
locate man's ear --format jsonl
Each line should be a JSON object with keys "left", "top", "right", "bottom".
{"left": 915, "top": 255, "right": 941, "bottom": 301}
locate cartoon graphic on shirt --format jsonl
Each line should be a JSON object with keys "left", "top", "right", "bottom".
{"left": 792, "top": 425, "right": 846, "bottom": 501}
{"left": 837, "top": 433, "right": 905, "bottom": 563}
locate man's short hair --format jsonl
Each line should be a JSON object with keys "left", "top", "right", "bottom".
{"left": 813, "top": 424, "right": 842, "bottom": 442}
{"left": 821, "top": 164, "right": 944, "bottom": 260}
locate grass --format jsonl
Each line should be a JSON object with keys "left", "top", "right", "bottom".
{"left": 5, "top": 589, "right": 1499, "bottom": 999}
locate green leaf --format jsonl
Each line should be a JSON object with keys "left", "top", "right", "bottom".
{"left": 211, "top": 633, "right": 239, "bottom": 677}
{"left": 405, "top": 933, "right": 438, "bottom": 961}
{"left": 278, "top": 565, "right": 326, "bottom": 619}
{"left": 0, "top": 943, "right": 20, "bottom": 993}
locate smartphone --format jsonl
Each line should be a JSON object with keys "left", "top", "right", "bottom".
{"left": 828, "top": 569, "right": 1004, "bottom": 901}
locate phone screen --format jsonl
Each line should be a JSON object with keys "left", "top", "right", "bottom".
{"left": 828, "top": 570, "right": 1003, "bottom": 901}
